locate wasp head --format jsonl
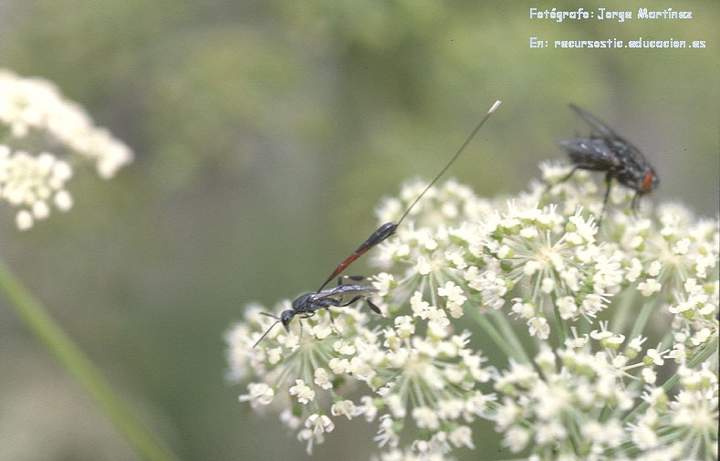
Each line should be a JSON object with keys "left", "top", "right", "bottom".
{"left": 639, "top": 167, "right": 659, "bottom": 194}
{"left": 280, "top": 309, "right": 295, "bottom": 330}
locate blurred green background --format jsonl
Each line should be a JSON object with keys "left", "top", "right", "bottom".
{"left": 0, "top": 1, "right": 717, "bottom": 460}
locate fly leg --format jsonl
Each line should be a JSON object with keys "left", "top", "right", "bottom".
{"left": 598, "top": 172, "right": 612, "bottom": 228}
{"left": 630, "top": 192, "right": 641, "bottom": 218}
{"left": 544, "top": 165, "right": 583, "bottom": 194}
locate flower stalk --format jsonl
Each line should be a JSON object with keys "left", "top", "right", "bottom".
{"left": 0, "top": 259, "right": 177, "bottom": 461}
{"left": 469, "top": 308, "right": 524, "bottom": 363}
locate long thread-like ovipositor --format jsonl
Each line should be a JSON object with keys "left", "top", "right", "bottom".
{"left": 253, "top": 99, "right": 502, "bottom": 348}
{"left": 316, "top": 99, "right": 502, "bottom": 291}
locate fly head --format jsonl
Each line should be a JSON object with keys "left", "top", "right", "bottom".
{"left": 640, "top": 167, "right": 659, "bottom": 194}
{"left": 619, "top": 164, "right": 659, "bottom": 195}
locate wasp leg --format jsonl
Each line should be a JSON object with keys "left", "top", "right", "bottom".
{"left": 323, "top": 307, "right": 340, "bottom": 334}
{"left": 337, "top": 275, "right": 367, "bottom": 286}
{"left": 598, "top": 172, "right": 612, "bottom": 228}
{"left": 297, "top": 312, "right": 315, "bottom": 341}
{"left": 312, "top": 298, "right": 342, "bottom": 333}
{"left": 337, "top": 296, "right": 363, "bottom": 307}
{"left": 366, "top": 299, "right": 382, "bottom": 315}
{"left": 337, "top": 295, "right": 381, "bottom": 315}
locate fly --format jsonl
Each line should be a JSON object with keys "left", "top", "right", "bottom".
{"left": 551, "top": 104, "right": 659, "bottom": 225}
{"left": 252, "top": 99, "right": 502, "bottom": 347}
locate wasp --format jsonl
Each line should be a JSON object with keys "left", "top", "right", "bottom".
{"left": 552, "top": 104, "right": 659, "bottom": 223}
{"left": 253, "top": 279, "right": 380, "bottom": 347}
{"left": 252, "top": 100, "right": 503, "bottom": 347}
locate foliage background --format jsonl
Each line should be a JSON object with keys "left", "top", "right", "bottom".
{"left": 0, "top": 1, "right": 717, "bottom": 460}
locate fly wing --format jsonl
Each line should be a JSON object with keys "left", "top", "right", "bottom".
{"left": 559, "top": 137, "right": 620, "bottom": 170}
{"left": 607, "top": 137, "right": 651, "bottom": 170}
{"left": 569, "top": 104, "right": 620, "bottom": 139}
{"left": 569, "top": 104, "right": 649, "bottom": 169}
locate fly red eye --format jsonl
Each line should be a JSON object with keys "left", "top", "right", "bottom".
{"left": 641, "top": 171, "right": 654, "bottom": 192}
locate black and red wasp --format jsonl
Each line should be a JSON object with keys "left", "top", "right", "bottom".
{"left": 252, "top": 99, "right": 503, "bottom": 347}
{"left": 551, "top": 104, "right": 659, "bottom": 224}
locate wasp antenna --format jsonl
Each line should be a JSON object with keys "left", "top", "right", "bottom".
{"left": 258, "top": 312, "right": 280, "bottom": 320}
{"left": 253, "top": 321, "right": 280, "bottom": 348}
{"left": 396, "top": 99, "right": 502, "bottom": 226}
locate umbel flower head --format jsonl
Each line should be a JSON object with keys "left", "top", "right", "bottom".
{"left": 0, "top": 69, "right": 133, "bottom": 229}
{"left": 226, "top": 165, "right": 718, "bottom": 460}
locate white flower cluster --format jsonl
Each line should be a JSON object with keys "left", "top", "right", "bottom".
{"left": 492, "top": 328, "right": 709, "bottom": 460}
{"left": 226, "top": 166, "right": 718, "bottom": 459}
{"left": 225, "top": 297, "right": 493, "bottom": 456}
{"left": 0, "top": 147, "right": 73, "bottom": 230}
{"left": 0, "top": 69, "right": 133, "bottom": 229}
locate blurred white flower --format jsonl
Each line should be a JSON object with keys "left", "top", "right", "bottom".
{"left": 0, "top": 69, "right": 133, "bottom": 229}
{"left": 0, "top": 148, "right": 73, "bottom": 229}
{"left": 238, "top": 382, "right": 274, "bottom": 407}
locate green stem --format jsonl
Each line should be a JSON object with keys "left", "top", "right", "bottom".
{"left": 0, "top": 260, "right": 177, "bottom": 461}
{"left": 628, "top": 299, "right": 656, "bottom": 341}
{"left": 609, "top": 288, "right": 637, "bottom": 332}
{"left": 577, "top": 315, "right": 591, "bottom": 337}
{"left": 614, "top": 428, "right": 687, "bottom": 457}
{"left": 551, "top": 301, "right": 568, "bottom": 348}
{"left": 469, "top": 309, "right": 523, "bottom": 363}
{"left": 490, "top": 310, "right": 532, "bottom": 364}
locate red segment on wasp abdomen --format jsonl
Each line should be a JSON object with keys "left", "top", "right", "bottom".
{"left": 331, "top": 252, "right": 361, "bottom": 277}
{"left": 317, "top": 222, "right": 398, "bottom": 291}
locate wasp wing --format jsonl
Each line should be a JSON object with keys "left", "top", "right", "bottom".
{"left": 322, "top": 284, "right": 377, "bottom": 298}
{"left": 315, "top": 284, "right": 381, "bottom": 314}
